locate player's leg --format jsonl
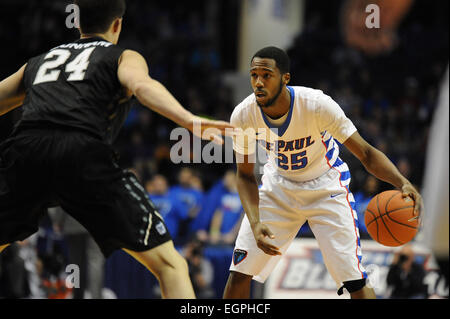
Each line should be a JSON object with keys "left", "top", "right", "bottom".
{"left": 224, "top": 174, "right": 306, "bottom": 299}
{"left": 56, "top": 137, "right": 196, "bottom": 298}
{"left": 224, "top": 214, "right": 302, "bottom": 299}
{"left": 310, "top": 216, "right": 377, "bottom": 299}
{"left": 123, "top": 241, "right": 195, "bottom": 299}
{"left": 348, "top": 284, "right": 376, "bottom": 299}
{"left": 307, "top": 166, "right": 375, "bottom": 299}
{"left": 223, "top": 271, "right": 253, "bottom": 298}
{"left": 0, "top": 133, "right": 53, "bottom": 258}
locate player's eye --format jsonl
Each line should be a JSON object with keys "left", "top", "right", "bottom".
{"left": 263, "top": 73, "right": 271, "bottom": 79}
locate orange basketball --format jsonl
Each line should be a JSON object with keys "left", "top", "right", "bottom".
{"left": 364, "top": 190, "right": 419, "bottom": 247}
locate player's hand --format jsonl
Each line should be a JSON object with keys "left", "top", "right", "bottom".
{"left": 188, "top": 116, "right": 236, "bottom": 145}
{"left": 401, "top": 183, "right": 423, "bottom": 222}
{"left": 251, "top": 222, "right": 281, "bottom": 256}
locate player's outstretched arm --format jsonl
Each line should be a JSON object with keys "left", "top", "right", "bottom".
{"left": 0, "top": 64, "right": 26, "bottom": 117}
{"left": 235, "top": 157, "right": 281, "bottom": 256}
{"left": 118, "top": 50, "right": 233, "bottom": 141}
{"left": 344, "top": 131, "right": 423, "bottom": 218}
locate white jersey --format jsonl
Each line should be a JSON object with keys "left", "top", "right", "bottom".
{"left": 230, "top": 86, "right": 357, "bottom": 182}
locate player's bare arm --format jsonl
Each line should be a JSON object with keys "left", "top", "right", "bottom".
{"left": 0, "top": 64, "right": 26, "bottom": 116}
{"left": 236, "top": 155, "right": 281, "bottom": 256}
{"left": 344, "top": 131, "right": 423, "bottom": 218}
{"left": 117, "top": 49, "right": 233, "bottom": 141}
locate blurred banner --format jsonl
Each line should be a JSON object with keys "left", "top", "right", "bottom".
{"left": 238, "top": 0, "right": 304, "bottom": 72}
{"left": 264, "top": 238, "right": 448, "bottom": 299}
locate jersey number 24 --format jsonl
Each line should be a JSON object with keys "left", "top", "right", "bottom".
{"left": 33, "top": 48, "right": 96, "bottom": 85}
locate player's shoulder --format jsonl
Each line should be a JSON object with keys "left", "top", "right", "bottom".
{"left": 290, "top": 85, "right": 327, "bottom": 102}
{"left": 230, "top": 93, "right": 257, "bottom": 125}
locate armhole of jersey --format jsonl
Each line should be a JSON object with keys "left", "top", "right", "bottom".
{"left": 117, "top": 49, "right": 130, "bottom": 67}
{"left": 103, "top": 47, "right": 129, "bottom": 98}
{"left": 115, "top": 49, "right": 135, "bottom": 99}
{"left": 23, "top": 57, "right": 37, "bottom": 89}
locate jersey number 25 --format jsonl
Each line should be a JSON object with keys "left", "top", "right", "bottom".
{"left": 277, "top": 151, "right": 308, "bottom": 171}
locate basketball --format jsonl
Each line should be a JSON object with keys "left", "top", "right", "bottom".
{"left": 364, "top": 190, "right": 419, "bottom": 247}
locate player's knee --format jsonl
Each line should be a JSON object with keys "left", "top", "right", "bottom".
{"left": 337, "top": 278, "right": 367, "bottom": 295}
{"left": 172, "top": 253, "right": 189, "bottom": 273}
{"left": 157, "top": 249, "right": 189, "bottom": 276}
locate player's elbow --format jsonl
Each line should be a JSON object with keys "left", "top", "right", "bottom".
{"left": 360, "top": 145, "right": 380, "bottom": 172}
{"left": 132, "top": 79, "right": 150, "bottom": 96}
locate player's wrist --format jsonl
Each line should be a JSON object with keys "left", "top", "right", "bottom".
{"left": 249, "top": 220, "right": 261, "bottom": 230}
{"left": 185, "top": 114, "right": 203, "bottom": 131}
{"left": 400, "top": 181, "right": 417, "bottom": 194}
{"left": 391, "top": 176, "right": 410, "bottom": 190}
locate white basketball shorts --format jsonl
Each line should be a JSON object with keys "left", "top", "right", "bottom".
{"left": 229, "top": 161, "right": 368, "bottom": 288}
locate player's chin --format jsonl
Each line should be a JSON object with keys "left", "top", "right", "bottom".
{"left": 256, "top": 97, "right": 270, "bottom": 108}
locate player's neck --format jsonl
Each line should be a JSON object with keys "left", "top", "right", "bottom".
{"left": 80, "top": 32, "right": 114, "bottom": 44}
{"left": 261, "top": 87, "right": 291, "bottom": 119}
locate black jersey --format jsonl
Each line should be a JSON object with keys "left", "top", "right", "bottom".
{"left": 18, "top": 36, "right": 131, "bottom": 144}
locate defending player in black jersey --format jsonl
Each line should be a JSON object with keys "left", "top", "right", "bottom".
{"left": 0, "top": 0, "right": 233, "bottom": 299}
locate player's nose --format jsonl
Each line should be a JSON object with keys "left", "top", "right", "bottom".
{"left": 255, "top": 77, "right": 264, "bottom": 88}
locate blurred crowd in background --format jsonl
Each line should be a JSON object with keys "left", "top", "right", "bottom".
{"left": 0, "top": 0, "right": 448, "bottom": 298}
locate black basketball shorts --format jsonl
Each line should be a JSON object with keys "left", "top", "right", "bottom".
{"left": 0, "top": 128, "right": 172, "bottom": 257}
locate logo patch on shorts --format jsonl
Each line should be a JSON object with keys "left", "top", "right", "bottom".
{"left": 155, "top": 222, "right": 167, "bottom": 235}
{"left": 233, "top": 249, "right": 248, "bottom": 265}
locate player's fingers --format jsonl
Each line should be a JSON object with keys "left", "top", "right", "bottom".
{"left": 401, "top": 191, "right": 416, "bottom": 210}
{"left": 408, "top": 197, "right": 423, "bottom": 222}
{"left": 257, "top": 238, "right": 281, "bottom": 256}
{"left": 262, "top": 242, "right": 280, "bottom": 252}
{"left": 202, "top": 119, "right": 235, "bottom": 132}
{"left": 262, "top": 228, "right": 275, "bottom": 240}
{"left": 401, "top": 190, "right": 411, "bottom": 198}
{"left": 258, "top": 243, "right": 281, "bottom": 256}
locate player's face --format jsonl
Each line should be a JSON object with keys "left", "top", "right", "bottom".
{"left": 250, "top": 58, "right": 286, "bottom": 108}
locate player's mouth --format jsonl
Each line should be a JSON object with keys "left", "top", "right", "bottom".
{"left": 255, "top": 91, "right": 267, "bottom": 99}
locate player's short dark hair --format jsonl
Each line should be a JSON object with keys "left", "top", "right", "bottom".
{"left": 251, "top": 46, "right": 290, "bottom": 74}
{"left": 74, "top": 0, "right": 126, "bottom": 34}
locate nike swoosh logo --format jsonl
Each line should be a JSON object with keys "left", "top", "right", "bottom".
{"left": 330, "top": 194, "right": 340, "bottom": 198}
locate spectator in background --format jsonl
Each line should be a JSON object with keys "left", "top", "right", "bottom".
{"left": 167, "top": 167, "right": 205, "bottom": 248}
{"left": 190, "top": 169, "right": 244, "bottom": 244}
{"left": 207, "top": 170, "right": 244, "bottom": 245}
{"left": 146, "top": 174, "right": 174, "bottom": 220}
{"left": 353, "top": 175, "right": 381, "bottom": 238}
{"left": 146, "top": 174, "right": 182, "bottom": 239}
{"left": 386, "top": 244, "right": 428, "bottom": 299}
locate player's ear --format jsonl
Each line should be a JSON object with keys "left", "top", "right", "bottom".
{"left": 283, "top": 73, "right": 291, "bottom": 85}
{"left": 112, "top": 18, "right": 122, "bottom": 33}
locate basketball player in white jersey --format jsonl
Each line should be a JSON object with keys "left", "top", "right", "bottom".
{"left": 223, "top": 47, "right": 422, "bottom": 299}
